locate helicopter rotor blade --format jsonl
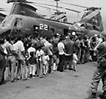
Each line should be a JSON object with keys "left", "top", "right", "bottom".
{"left": 0, "top": 10, "right": 5, "bottom": 11}
{"left": 0, "top": 8, "right": 5, "bottom": 11}
{"left": 85, "top": 7, "right": 101, "bottom": 11}
{"left": 63, "top": 8, "right": 81, "bottom": 13}
{"left": 7, "top": 0, "right": 39, "bottom": 3}
{"left": 33, "top": 4, "right": 57, "bottom": 11}
{"left": 7, "top": 0, "right": 27, "bottom": 3}
{"left": 60, "top": 2, "right": 88, "bottom": 8}
{"left": 29, "top": 2, "right": 81, "bottom": 13}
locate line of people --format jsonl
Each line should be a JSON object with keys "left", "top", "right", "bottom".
{"left": 0, "top": 33, "right": 103, "bottom": 85}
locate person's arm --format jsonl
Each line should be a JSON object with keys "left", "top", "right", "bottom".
{"left": 20, "top": 42, "right": 26, "bottom": 57}
{"left": 94, "top": 41, "right": 101, "bottom": 51}
{"left": 73, "top": 54, "right": 78, "bottom": 61}
{"left": 0, "top": 46, "right": 7, "bottom": 56}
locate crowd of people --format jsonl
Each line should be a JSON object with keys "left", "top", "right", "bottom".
{"left": 0, "top": 32, "right": 104, "bottom": 87}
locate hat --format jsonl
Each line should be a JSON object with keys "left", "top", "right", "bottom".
{"left": 72, "top": 32, "right": 76, "bottom": 36}
{"left": 65, "top": 35, "right": 69, "bottom": 39}
{"left": 56, "top": 33, "right": 61, "bottom": 36}
{"left": 94, "top": 34, "right": 98, "bottom": 37}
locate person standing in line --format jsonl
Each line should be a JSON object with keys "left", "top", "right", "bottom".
{"left": 28, "top": 52, "right": 37, "bottom": 78}
{"left": 52, "top": 34, "right": 60, "bottom": 71}
{"left": 83, "top": 36, "right": 91, "bottom": 63}
{"left": 4, "top": 37, "right": 17, "bottom": 82}
{"left": 27, "top": 44, "right": 36, "bottom": 78}
{"left": 40, "top": 37, "right": 53, "bottom": 73}
{"left": 74, "top": 36, "right": 81, "bottom": 64}
{"left": 79, "top": 36, "right": 86, "bottom": 64}
{"left": 57, "top": 36, "right": 65, "bottom": 72}
{"left": 36, "top": 44, "right": 45, "bottom": 78}
{"left": 0, "top": 39, "right": 7, "bottom": 85}
{"left": 42, "top": 50, "right": 49, "bottom": 75}
{"left": 64, "top": 35, "right": 75, "bottom": 70}
{"left": 13, "top": 37, "right": 28, "bottom": 80}
{"left": 72, "top": 51, "right": 79, "bottom": 71}
{"left": 90, "top": 36, "right": 98, "bottom": 61}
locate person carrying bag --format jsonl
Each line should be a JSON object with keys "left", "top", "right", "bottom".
{"left": 89, "top": 41, "right": 106, "bottom": 99}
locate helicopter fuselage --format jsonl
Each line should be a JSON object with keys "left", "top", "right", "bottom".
{"left": 0, "top": 14, "right": 76, "bottom": 37}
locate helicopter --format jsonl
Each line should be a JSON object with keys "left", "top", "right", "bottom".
{"left": 0, "top": 0, "right": 79, "bottom": 39}
{"left": 0, "top": 0, "right": 105, "bottom": 39}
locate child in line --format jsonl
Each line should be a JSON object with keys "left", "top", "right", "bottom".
{"left": 36, "top": 44, "right": 45, "bottom": 78}
{"left": 27, "top": 44, "right": 36, "bottom": 78}
{"left": 72, "top": 51, "right": 79, "bottom": 71}
{"left": 28, "top": 52, "right": 37, "bottom": 78}
{"left": 42, "top": 51, "right": 49, "bottom": 75}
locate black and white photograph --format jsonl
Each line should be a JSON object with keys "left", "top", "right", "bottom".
{"left": 0, "top": 0, "right": 106, "bottom": 99}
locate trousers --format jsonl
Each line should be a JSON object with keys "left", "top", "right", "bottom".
{"left": 91, "top": 65, "right": 106, "bottom": 93}
{"left": 29, "top": 64, "right": 36, "bottom": 76}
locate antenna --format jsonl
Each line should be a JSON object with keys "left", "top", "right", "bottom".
{"left": 54, "top": 0, "right": 60, "bottom": 14}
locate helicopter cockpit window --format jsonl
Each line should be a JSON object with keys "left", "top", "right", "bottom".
{"left": 14, "top": 18, "right": 23, "bottom": 28}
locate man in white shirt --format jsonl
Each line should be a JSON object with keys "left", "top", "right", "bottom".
{"left": 57, "top": 37, "right": 65, "bottom": 72}
{"left": 27, "top": 44, "right": 36, "bottom": 58}
{"left": 58, "top": 41, "right": 65, "bottom": 55}
{"left": 13, "top": 37, "right": 27, "bottom": 80}
{"left": 41, "top": 37, "right": 53, "bottom": 73}
{"left": 36, "top": 45, "right": 45, "bottom": 78}
{"left": 4, "top": 38, "right": 17, "bottom": 82}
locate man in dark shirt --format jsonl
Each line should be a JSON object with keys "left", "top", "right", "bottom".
{"left": 0, "top": 39, "right": 7, "bottom": 85}
{"left": 64, "top": 35, "right": 74, "bottom": 70}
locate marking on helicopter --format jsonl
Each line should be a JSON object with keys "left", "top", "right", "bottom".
{"left": 39, "top": 24, "right": 49, "bottom": 30}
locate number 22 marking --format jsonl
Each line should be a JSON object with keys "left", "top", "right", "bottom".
{"left": 39, "top": 24, "right": 48, "bottom": 30}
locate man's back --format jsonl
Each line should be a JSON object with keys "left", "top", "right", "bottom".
{"left": 58, "top": 41, "right": 65, "bottom": 55}
{"left": 13, "top": 40, "right": 25, "bottom": 52}
{"left": 64, "top": 39, "right": 74, "bottom": 55}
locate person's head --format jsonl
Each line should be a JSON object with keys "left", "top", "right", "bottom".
{"left": 15, "top": 36, "right": 22, "bottom": 42}
{"left": 65, "top": 35, "right": 70, "bottom": 40}
{"left": 51, "top": 28, "right": 55, "bottom": 34}
{"left": 92, "top": 36, "right": 97, "bottom": 42}
{"left": 59, "top": 36, "right": 65, "bottom": 42}
{"left": 94, "top": 34, "right": 98, "bottom": 38}
{"left": 72, "top": 32, "right": 76, "bottom": 36}
{"left": 5, "top": 36, "right": 11, "bottom": 42}
{"left": 83, "top": 35, "right": 87, "bottom": 40}
{"left": 97, "top": 34, "right": 102, "bottom": 38}
{"left": 0, "top": 38, "right": 5, "bottom": 45}
{"left": 78, "top": 36, "right": 82, "bottom": 40}
{"left": 30, "top": 52, "right": 35, "bottom": 57}
{"left": 73, "top": 50, "right": 77, "bottom": 54}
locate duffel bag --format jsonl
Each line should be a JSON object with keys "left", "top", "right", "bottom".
{"left": 99, "top": 57, "right": 106, "bottom": 67}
